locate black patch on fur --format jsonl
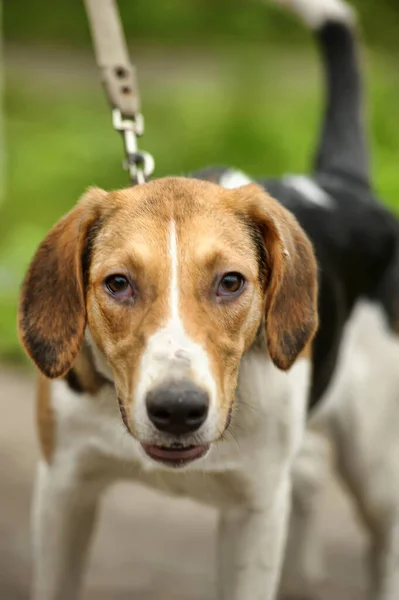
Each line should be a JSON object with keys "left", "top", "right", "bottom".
{"left": 261, "top": 174, "right": 399, "bottom": 408}
{"left": 22, "top": 334, "right": 64, "bottom": 376}
{"left": 65, "top": 368, "right": 85, "bottom": 394}
{"left": 280, "top": 328, "right": 309, "bottom": 370}
{"left": 82, "top": 217, "right": 105, "bottom": 290}
{"left": 315, "top": 22, "right": 370, "bottom": 186}
{"left": 190, "top": 166, "right": 229, "bottom": 183}
{"left": 247, "top": 222, "right": 269, "bottom": 286}
{"left": 235, "top": 212, "right": 268, "bottom": 286}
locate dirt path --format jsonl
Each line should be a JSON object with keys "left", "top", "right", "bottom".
{"left": 0, "top": 367, "right": 368, "bottom": 599}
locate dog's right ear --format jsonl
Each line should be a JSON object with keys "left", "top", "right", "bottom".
{"left": 18, "top": 187, "right": 108, "bottom": 379}
{"left": 235, "top": 183, "right": 318, "bottom": 370}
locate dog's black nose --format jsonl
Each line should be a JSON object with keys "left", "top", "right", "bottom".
{"left": 146, "top": 380, "right": 209, "bottom": 435}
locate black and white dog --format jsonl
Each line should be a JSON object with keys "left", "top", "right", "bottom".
{"left": 196, "top": 1, "right": 399, "bottom": 598}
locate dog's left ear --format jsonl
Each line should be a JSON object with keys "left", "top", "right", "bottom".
{"left": 18, "top": 187, "right": 107, "bottom": 379}
{"left": 238, "top": 184, "right": 318, "bottom": 370}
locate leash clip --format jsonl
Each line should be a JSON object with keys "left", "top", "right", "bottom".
{"left": 112, "top": 109, "right": 155, "bottom": 186}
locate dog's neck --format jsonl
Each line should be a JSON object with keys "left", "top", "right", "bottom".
{"left": 64, "top": 341, "right": 112, "bottom": 395}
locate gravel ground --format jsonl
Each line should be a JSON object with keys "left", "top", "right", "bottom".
{"left": 0, "top": 367, "right": 369, "bottom": 600}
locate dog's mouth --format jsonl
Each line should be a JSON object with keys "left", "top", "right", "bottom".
{"left": 141, "top": 443, "right": 210, "bottom": 467}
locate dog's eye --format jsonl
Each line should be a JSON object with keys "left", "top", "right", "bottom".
{"left": 217, "top": 272, "right": 245, "bottom": 297}
{"left": 105, "top": 275, "right": 133, "bottom": 298}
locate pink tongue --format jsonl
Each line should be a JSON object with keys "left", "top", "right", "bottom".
{"left": 142, "top": 444, "right": 208, "bottom": 461}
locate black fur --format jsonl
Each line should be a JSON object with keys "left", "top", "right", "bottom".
{"left": 192, "top": 20, "right": 399, "bottom": 409}
{"left": 262, "top": 176, "right": 399, "bottom": 407}
{"left": 237, "top": 215, "right": 269, "bottom": 285}
{"left": 65, "top": 368, "right": 85, "bottom": 394}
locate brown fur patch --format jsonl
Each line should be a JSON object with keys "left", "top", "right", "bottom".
{"left": 18, "top": 188, "right": 109, "bottom": 378}
{"left": 36, "top": 373, "right": 53, "bottom": 462}
{"left": 237, "top": 184, "right": 319, "bottom": 371}
{"left": 299, "top": 342, "right": 313, "bottom": 360}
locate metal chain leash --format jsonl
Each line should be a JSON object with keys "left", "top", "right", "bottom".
{"left": 112, "top": 109, "right": 154, "bottom": 185}
{"left": 84, "top": 0, "right": 155, "bottom": 186}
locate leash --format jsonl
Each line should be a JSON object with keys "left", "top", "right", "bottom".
{"left": 83, "top": 0, "right": 155, "bottom": 185}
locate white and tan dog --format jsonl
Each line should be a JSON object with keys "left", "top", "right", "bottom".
{"left": 18, "top": 1, "right": 399, "bottom": 599}
{"left": 19, "top": 178, "right": 318, "bottom": 600}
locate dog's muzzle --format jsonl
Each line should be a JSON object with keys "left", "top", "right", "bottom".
{"left": 142, "top": 379, "right": 211, "bottom": 467}
{"left": 145, "top": 379, "right": 209, "bottom": 436}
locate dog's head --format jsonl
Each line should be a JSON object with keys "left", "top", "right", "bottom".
{"left": 19, "top": 178, "right": 317, "bottom": 466}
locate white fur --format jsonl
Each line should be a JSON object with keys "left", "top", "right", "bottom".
{"left": 219, "top": 169, "right": 334, "bottom": 210}
{"left": 284, "top": 301, "right": 399, "bottom": 600}
{"left": 219, "top": 169, "right": 254, "bottom": 189}
{"left": 170, "top": 220, "right": 179, "bottom": 321}
{"left": 132, "top": 221, "right": 218, "bottom": 446}
{"left": 31, "top": 460, "right": 102, "bottom": 600}
{"left": 283, "top": 175, "right": 335, "bottom": 208}
{"left": 271, "top": 0, "right": 355, "bottom": 30}
{"left": 31, "top": 343, "right": 311, "bottom": 599}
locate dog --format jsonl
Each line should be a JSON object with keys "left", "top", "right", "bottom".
{"left": 17, "top": 1, "right": 399, "bottom": 599}
{"left": 270, "top": 6, "right": 399, "bottom": 600}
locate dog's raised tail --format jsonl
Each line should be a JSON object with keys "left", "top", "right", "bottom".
{"left": 272, "top": 0, "right": 370, "bottom": 187}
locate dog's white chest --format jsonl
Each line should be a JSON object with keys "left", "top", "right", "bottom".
{"left": 50, "top": 350, "right": 310, "bottom": 508}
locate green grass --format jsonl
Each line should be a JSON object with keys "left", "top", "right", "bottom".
{"left": 3, "top": 47, "right": 399, "bottom": 361}
{"left": 5, "top": 0, "right": 399, "bottom": 49}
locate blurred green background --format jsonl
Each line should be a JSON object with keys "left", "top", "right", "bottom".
{"left": 3, "top": 0, "right": 399, "bottom": 362}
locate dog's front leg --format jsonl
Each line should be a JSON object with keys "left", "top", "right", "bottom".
{"left": 218, "top": 475, "right": 291, "bottom": 600}
{"left": 31, "top": 460, "right": 105, "bottom": 600}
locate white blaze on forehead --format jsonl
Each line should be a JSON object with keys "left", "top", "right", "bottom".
{"left": 169, "top": 221, "right": 180, "bottom": 322}
{"left": 132, "top": 220, "right": 219, "bottom": 440}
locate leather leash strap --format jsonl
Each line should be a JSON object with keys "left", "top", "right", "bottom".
{"left": 83, "top": 0, "right": 154, "bottom": 184}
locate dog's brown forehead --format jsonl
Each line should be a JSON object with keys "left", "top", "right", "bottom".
{"left": 91, "top": 178, "right": 260, "bottom": 271}
{"left": 105, "top": 178, "right": 241, "bottom": 224}
{"left": 110, "top": 177, "right": 226, "bottom": 217}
